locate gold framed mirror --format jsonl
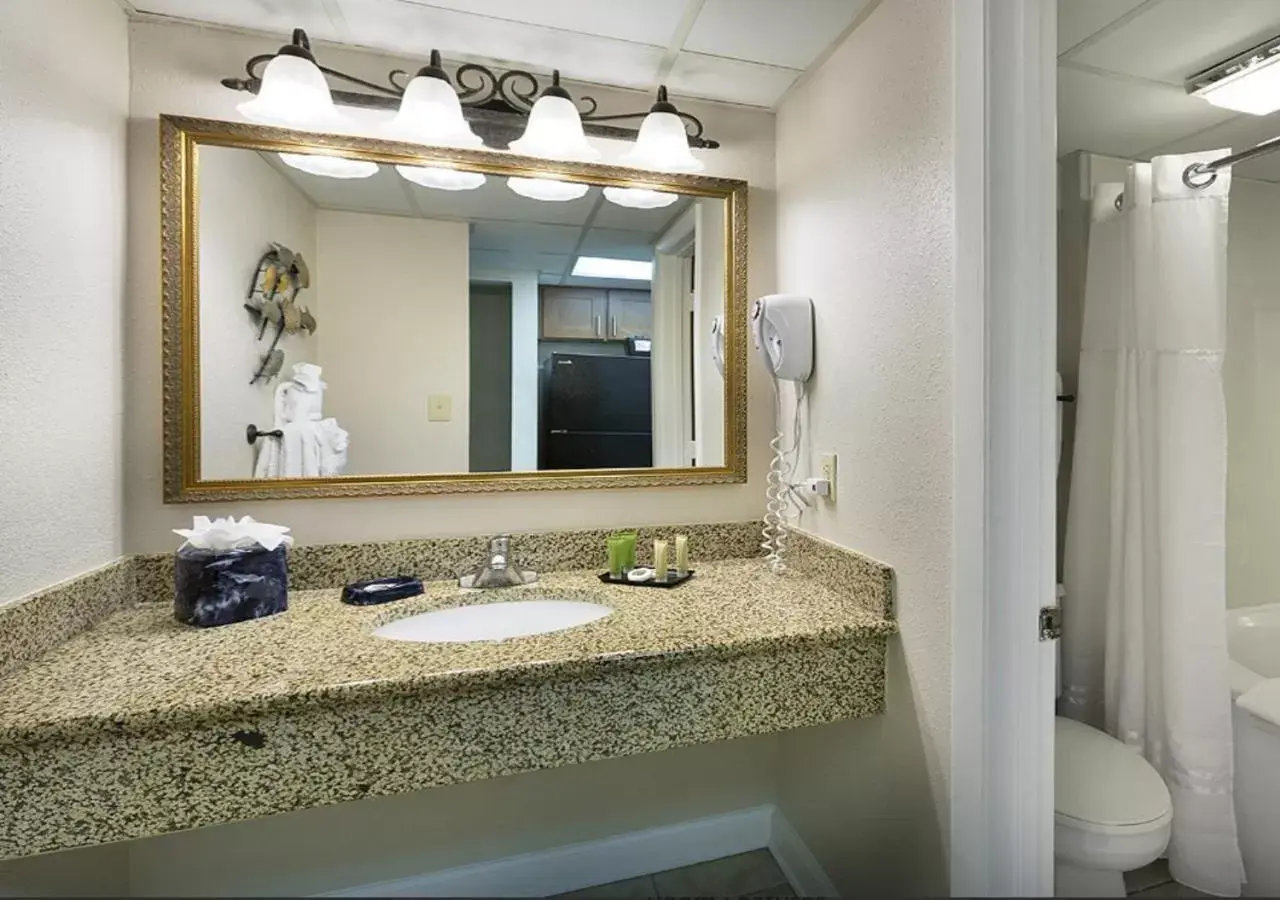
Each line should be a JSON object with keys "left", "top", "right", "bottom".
{"left": 160, "top": 115, "right": 747, "bottom": 502}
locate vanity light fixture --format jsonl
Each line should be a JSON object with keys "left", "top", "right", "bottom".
{"left": 385, "top": 50, "right": 485, "bottom": 149}
{"left": 572, "top": 256, "right": 653, "bottom": 281}
{"left": 221, "top": 29, "right": 720, "bottom": 170}
{"left": 278, "top": 152, "right": 377, "bottom": 179}
{"left": 602, "top": 186, "right": 680, "bottom": 209}
{"left": 621, "top": 87, "right": 704, "bottom": 173}
{"left": 1188, "top": 34, "right": 1280, "bottom": 115}
{"left": 396, "top": 165, "right": 487, "bottom": 191}
{"left": 507, "top": 176, "right": 590, "bottom": 202}
{"left": 236, "top": 29, "right": 341, "bottom": 130}
{"left": 236, "top": 29, "right": 377, "bottom": 179}
{"left": 508, "top": 71, "right": 600, "bottom": 162}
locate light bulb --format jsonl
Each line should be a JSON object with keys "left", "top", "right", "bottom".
{"left": 396, "top": 165, "right": 486, "bottom": 191}
{"left": 603, "top": 187, "right": 680, "bottom": 209}
{"left": 508, "top": 71, "right": 600, "bottom": 162}
{"left": 279, "top": 152, "right": 377, "bottom": 179}
{"left": 385, "top": 51, "right": 484, "bottom": 148}
{"left": 238, "top": 32, "right": 341, "bottom": 130}
{"left": 507, "top": 176, "right": 590, "bottom": 202}
{"left": 620, "top": 87, "right": 703, "bottom": 173}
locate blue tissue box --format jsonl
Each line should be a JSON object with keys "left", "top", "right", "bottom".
{"left": 174, "top": 544, "right": 288, "bottom": 628}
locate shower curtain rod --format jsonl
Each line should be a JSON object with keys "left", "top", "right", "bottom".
{"left": 1115, "top": 135, "right": 1280, "bottom": 210}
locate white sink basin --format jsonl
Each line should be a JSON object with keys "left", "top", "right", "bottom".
{"left": 373, "top": 599, "right": 612, "bottom": 644}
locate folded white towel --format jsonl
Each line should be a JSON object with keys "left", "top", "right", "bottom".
{"left": 1237, "top": 678, "right": 1280, "bottom": 731}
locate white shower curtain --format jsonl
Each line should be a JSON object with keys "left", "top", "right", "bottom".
{"left": 1063, "top": 152, "right": 1245, "bottom": 896}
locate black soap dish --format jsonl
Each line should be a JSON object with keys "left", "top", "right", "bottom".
{"left": 598, "top": 570, "right": 694, "bottom": 589}
{"left": 341, "top": 576, "right": 424, "bottom": 606}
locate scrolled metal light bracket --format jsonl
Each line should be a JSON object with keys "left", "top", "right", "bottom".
{"left": 220, "top": 29, "right": 720, "bottom": 150}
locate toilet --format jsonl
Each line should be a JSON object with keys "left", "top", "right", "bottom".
{"left": 1055, "top": 380, "right": 1172, "bottom": 897}
{"left": 1053, "top": 714, "right": 1173, "bottom": 896}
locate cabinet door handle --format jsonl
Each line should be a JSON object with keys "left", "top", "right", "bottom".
{"left": 595, "top": 315, "right": 602, "bottom": 337}
{"left": 611, "top": 315, "right": 618, "bottom": 338}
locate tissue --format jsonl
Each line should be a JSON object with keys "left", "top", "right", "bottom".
{"left": 173, "top": 515, "right": 293, "bottom": 552}
{"left": 174, "top": 516, "right": 291, "bottom": 628}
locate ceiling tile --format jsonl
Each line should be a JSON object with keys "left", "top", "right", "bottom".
{"left": 397, "top": 0, "right": 687, "bottom": 47}
{"left": 470, "top": 248, "right": 570, "bottom": 272}
{"left": 684, "top": 0, "right": 868, "bottom": 70}
{"left": 666, "top": 52, "right": 799, "bottom": 107}
{"left": 133, "top": 0, "right": 345, "bottom": 42}
{"left": 578, "top": 227, "right": 657, "bottom": 260}
{"left": 1057, "top": 64, "right": 1237, "bottom": 157}
{"left": 470, "top": 221, "right": 581, "bottom": 254}
{"left": 592, "top": 195, "right": 692, "bottom": 232}
{"left": 333, "top": 0, "right": 664, "bottom": 89}
{"left": 1057, "top": 0, "right": 1149, "bottom": 55}
{"left": 1072, "top": 0, "right": 1280, "bottom": 85}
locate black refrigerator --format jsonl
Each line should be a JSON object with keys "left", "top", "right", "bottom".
{"left": 541, "top": 353, "right": 653, "bottom": 469}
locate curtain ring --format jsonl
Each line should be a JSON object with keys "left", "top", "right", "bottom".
{"left": 1182, "top": 162, "right": 1218, "bottom": 190}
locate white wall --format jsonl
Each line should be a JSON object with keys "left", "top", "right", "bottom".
{"left": 0, "top": 0, "right": 129, "bottom": 603}
{"left": 773, "top": 1, "right": 953, "bottom": 895}
{"left": 314, "top": 210, "right": 469, "bottom": 475}
{"left": 124, "top": 19, "right": 776, "bottom": 551}
{"left": 197, "top": 147, "right": 318, "bottom": 480}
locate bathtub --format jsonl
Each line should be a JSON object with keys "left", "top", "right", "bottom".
{"left": 1227, "top": 604, "right": 1280, "bottom": 897}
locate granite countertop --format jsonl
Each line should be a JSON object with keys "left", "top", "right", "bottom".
{"left": 0, "top": 558, "right": 895, "bottom": 745}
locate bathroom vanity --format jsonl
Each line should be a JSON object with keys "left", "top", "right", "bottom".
{"left": 0, "top": 524, "right": 893, "bottom": 860}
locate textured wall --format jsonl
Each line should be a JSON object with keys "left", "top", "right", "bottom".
{"left": 773, "top": 0, "right": 953, "bottom": 894}
{"left": 124, "top": 20, "right": 777, "bottom": 553}
{"left": 197, "top": 147, "right": 318, "bottom": 480}
{"left": 0, "top": 0, "right": 129, "bottom": 603}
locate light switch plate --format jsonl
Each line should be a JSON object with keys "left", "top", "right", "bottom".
{"left": 427, "top": 395, "right": 452, "bottom": 422}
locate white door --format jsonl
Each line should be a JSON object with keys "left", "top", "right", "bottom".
{"left": 951, "top": 0, "right": 1058, "bottom": 895}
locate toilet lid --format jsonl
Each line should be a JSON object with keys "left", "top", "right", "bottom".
{"left": 1055, "top": 717, "right": 1172, "bottom": 831}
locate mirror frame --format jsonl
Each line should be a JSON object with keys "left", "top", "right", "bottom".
{"left": 160, "top": 115, "right": 748, "bottom": 502}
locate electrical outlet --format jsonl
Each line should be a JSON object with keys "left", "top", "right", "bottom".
{"left": 427, "top": 395, "right": 452, "bottom": 422}
{"left": 820, "top": 452, "right": 837, "bottom": 503}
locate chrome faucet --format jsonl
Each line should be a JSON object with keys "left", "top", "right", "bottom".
{"left": 459, "top": 535, "right": 538, "bottom": 589}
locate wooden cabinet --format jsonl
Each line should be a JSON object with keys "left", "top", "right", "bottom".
{"left": 606, "top": 290, "right": 652, "bottom": 339}
{"left": 540, "top": 287, "right": 652, "bottom": 341}
{"left": 540, "top": 287, "right": 607, "bottom": 340}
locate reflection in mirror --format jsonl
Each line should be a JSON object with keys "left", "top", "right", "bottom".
{"left": 195, "top": 144, "right": 728, "bottom": 480}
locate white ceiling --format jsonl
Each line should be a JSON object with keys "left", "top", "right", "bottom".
{"left": 1059, "top": 0, "right": 1280, "bottom": 182}
{"left": 126, "top": 0, "right": 872, "bottom": 109}
{"left": 257, "top": 151, "right": 692, "bottom": 287}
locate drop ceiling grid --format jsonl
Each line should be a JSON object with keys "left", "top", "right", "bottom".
{"left": 129, "top": 0, "right": 871, "bottom": 108}
{"left": 1056, "top": 0, "right": 1280, "bottom": 179}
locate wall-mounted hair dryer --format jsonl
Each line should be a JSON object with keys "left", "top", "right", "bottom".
{"left": 754, "top": 294, "right": 815, "bottom": 574}
{"left": 753, "top": 294, "right": 814, "bottom": 383}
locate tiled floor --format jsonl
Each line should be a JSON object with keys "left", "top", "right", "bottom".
{"left": 555, "top": 849, "right": 795, "bottom": 899}
{"left": 1124, "top": 859, "right": 1211, "bottom": 898}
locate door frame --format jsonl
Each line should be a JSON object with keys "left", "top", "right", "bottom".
{"left": 951, "top": 0, "right": 1058, "bottom": 895}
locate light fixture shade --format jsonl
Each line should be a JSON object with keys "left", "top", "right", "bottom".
{"left": 385, "top": 52, "right": 484, "bottom": 148}
{"left": 396, "top": 164, "right": 486, "bottom": 191}
{"left": 507, "top": 176, "right": 590, "bottom": 202}
{"left": 603, "top": 186, "right": 680, "bottom": 209}
{"left": 621, "top": 110, "right": 703, "bottom": 173}
{"left": 1195, "top": 55, "right": 1280, "bottom": 114}
{"left": 279, "top": 152, "right": 377, "bottom": 179}
{"left": 239, "top": 54, "right": 339, "bottom": 129}
{"left": 509, "top": 72, "right": 600, "bottom": 161}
